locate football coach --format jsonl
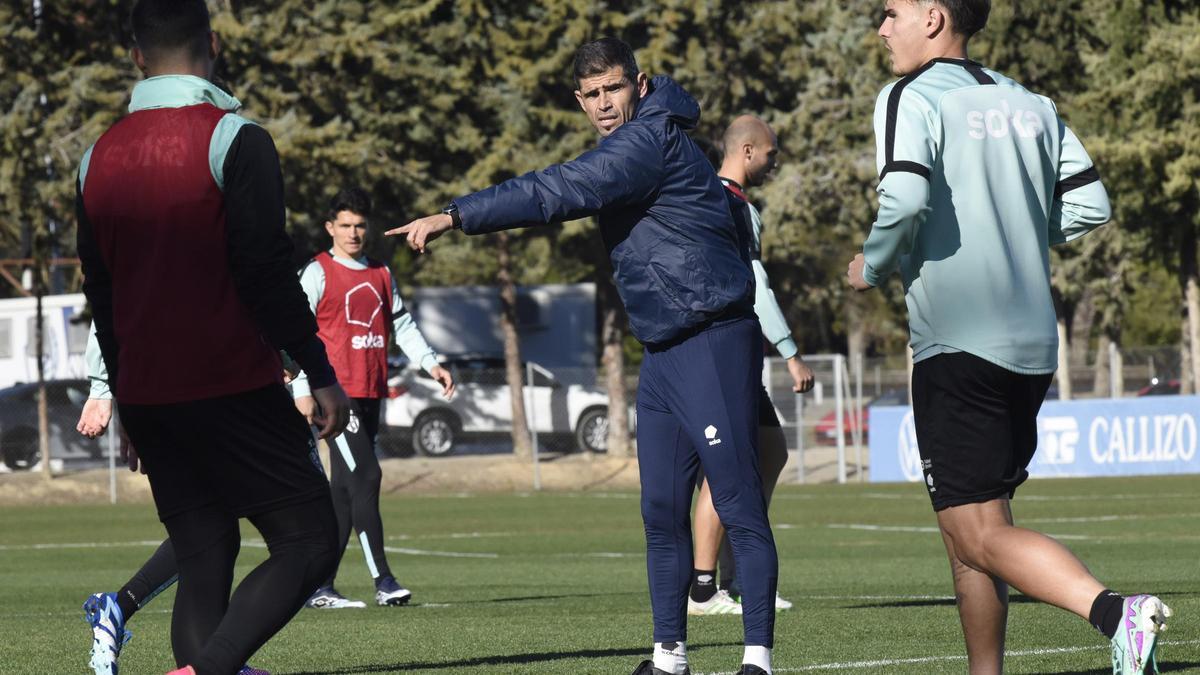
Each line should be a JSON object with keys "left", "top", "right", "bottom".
{"left": 389, "top": 37, "right": 778, "bottom": 675}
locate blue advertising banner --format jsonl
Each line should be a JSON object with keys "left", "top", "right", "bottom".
{"left": 870, "top": 395, "right": 1200, "bottom": 483}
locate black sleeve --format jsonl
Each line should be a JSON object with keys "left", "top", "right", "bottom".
{"left": 76, "top": 177, "right": 120, "bottom": 392}
{"left": 222, "top": 124, "right": 336, "bottom": 390}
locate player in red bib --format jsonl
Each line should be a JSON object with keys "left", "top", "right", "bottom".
{"left": 292, "top": 187, "right": 455, "bottom": 609}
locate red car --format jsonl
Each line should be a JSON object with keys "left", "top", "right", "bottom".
{"left": 814, "top": 389, "right": 907, "bottom": 445}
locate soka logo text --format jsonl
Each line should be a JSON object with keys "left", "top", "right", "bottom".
{"left": 704, "top": 425, "right": 722, "bottom": 446}
{"left": 351, "top": 333, "right": 385, "bottom": 350}
{"left": 1039, "top": 417, "right": 1079, "bottom": 465}
{"left": 897, "top": 411, "right": 923, "bottom": 482}
{"left": 966, "top": 100, "right": 1043, "bottom": 140}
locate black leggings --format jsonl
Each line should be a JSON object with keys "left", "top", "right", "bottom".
{"left": 116, "top": 539, "right": 178, "bottom": 620}
{"left": 326, "top": 398, "right": 392, "bottom": 585}
{"left": 165, "top": 495, "right": 338, "bottom": 675}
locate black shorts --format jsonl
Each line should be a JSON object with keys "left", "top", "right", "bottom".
{"left": 119, "top": 383, "right": 330, "bottom": 522}
{"left": 758, "top": 386, "right": 781, "bottom": 428}
{"left": 911, "top": 352, "right": 1053, "bottom": 511}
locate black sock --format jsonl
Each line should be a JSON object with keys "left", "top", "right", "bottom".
{"left": 689, "top": 569, "right": 717, "bottom": 603}
{"left": 1089, "top": 589, "right": 1125, "bottom": 639}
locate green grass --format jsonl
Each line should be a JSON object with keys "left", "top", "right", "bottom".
{"left": 2, "top": 475, "right": 1199, "bottom": 674}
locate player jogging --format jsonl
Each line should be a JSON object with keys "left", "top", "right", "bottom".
{"left": 688, "top": 115, "right": 814, "bottom": 618}
{"left": 76, "top": 1, "right": 350, "bottom": 672}
{"left": 390, "top": 38, "right": 778, "bottom": 675}
{"left": 292, "top": 187, "right": 455, "bottom": 609}
{"left": 847, "top": 2, "right": 1171, "bottom": 673}
{"left": 77, "top": 328, "right": 267, "bottom": 675}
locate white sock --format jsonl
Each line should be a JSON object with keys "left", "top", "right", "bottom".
{"left": 743, "top": 645, "right": 772, "bottom": 673}
{"left": 653, "top": 641, "right": 688, "bottom": 674}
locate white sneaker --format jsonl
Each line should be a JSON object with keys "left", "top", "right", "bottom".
{"left": 374, "top": 576, "right": 413, "bottom": 606}
{"left": 305, "top": 587, "right": 366, "bottom": 609}
{"left": 774, "top": 592, "right": 793, "bottom": 611}
{"left": 688, "top": 589, "right": 742, "bottom": 616}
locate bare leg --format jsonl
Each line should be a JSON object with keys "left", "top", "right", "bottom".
{"left": 693, "top": 479, "right": 722, "bottom": 571}
{"left": 939, "top": 525, "right": 1007, "bottom": 675}
{"left": 937, "top": 499, "right": 1105, "bottom": 620}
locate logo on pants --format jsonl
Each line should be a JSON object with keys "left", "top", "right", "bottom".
{"left": 704, "top": 425, "right": 722, "bottom": 446}
{"left": 346, "top": 409, "right": 360, "bottom": 435}
{"left": 898, "top": 411, "right": 923, "bottom": 482}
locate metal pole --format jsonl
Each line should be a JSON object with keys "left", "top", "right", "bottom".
{"left": 834, "top": 354, "right": 846, "bottom": 484}
{"left": 108, "top": 409, "right": 117, "bottom": 504}
{"left": 527, "top": 361, "right": 541, "bottom": 491}
{"left": 794, "top": 383, "right": 805, "bottom": 484}
{"left": 854, "top": 352, "right": 864, "bottom": 482}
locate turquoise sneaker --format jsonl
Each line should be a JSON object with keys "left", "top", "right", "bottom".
{"left": 1111, "top": 594, "right": 1172, "bottom": 674}
{"left": 83, "top": 592, "right": 131, "bottom": 675}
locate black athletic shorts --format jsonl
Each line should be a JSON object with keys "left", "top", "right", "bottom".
{"left": 911, "top": 351, "right": 1053, "bottom": 511}
{"left": 758, "top": 386, "right": 781, "bottom": 428}
{"left": 119, "top": 383, "right": 329, "bottom": 522}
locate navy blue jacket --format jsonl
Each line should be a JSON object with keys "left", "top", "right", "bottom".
{"left": 454, "top": 76, "right": 754, "bottom": 346}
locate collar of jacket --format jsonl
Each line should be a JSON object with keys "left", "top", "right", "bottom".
{"left": 128, "top": 74, "right": 241, "bottom": 114}
{"left": 632, "top": 75, "right": 701, "bottom": 131}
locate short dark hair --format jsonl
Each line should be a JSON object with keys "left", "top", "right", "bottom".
{"left": 130, "top": 0, "right": 212, "bottom": 61}
{"left": 572, "top": 37, "right": 640, "bottom": 88}
{"left": 327, "top": 187, "right": 372, "bottom": 222}
{"left": 931, "top": 0, "right": 990, "bottom": 37}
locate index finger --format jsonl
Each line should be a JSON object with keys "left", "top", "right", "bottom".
{"left": 384, "top": 223, "right": 415, "bottom": 237}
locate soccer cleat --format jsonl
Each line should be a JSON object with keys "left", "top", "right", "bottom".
{"left": 237, "top": 667, "right": 271, "bottom": 675}
{"left": 305, "top": 586, "right": 366, "bottom": 609}
{"left": 774, "top": 592, "right": 793, "bottom": 611}
{"left": 84, "top": 592, "right": 130, "bottom": 675}
{"left": 375, "top": 575, "right": 413, "bottom": 606}
{"left": 630, "top": 660, "right": 690, "bottom": 675}
{"left": 735, "top": 666, "right": 768, "bottom": 675}
{"left": 1111, "top": 594, "right": 1172, "bottom": 675}
{"left": 688, "top": 589, "right": 743, "bottom": 616}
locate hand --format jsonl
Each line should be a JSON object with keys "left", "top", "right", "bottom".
{"left": 310, "top": 383, "right": 351, "bottom": 439}
{"left": 847, "top": 253, "right": 874, "bottom": 292}
{"left": 384, "top": 213, "right": 455, "bottom": 253}
{"left": 118, "top": 422, "right": 145, "bottom": 474}
{"left": 76, "top": 398, "right": 113, "bottom": 438}
{"left": 430, "top": 365, "right": 456, "bottom": 400}
{"left": 294, "top": 395, "right": 317, "bottom": 425}
{"left": 787, "top": 356, "right": 815, "bottom": 394}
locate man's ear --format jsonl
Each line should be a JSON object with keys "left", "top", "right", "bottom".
{"left": 208, "top": 31, "right": 220, "bottom": 61}
{"left": 574, "top": 89, "right": 586, "bottom": 112}
{"left": 636, "top": 71, "right": 649, "bottom": 98}
{"left": 131, "top": 46, "right": 148, "bottom": 74}
{"left": 925, "top": 4, "right": 948, "bottom": 38}
{"left": 324, "top": 220, "right": 336, "bottom": 237}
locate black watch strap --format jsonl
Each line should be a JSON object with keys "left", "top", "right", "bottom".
{"left": 442, "top": 203, "right": 462, "bottom": 229}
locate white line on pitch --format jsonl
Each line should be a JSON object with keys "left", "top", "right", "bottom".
{"left": 0, "top": 540, "right": 165, "bottom": 551}
{"left": 827, "top": 524, "right": 1093, "bottom": 540}
{"left": 239, "top": 540, "right": 498, "bottom": 559}
{"left": 694, "top": 638, "right": 1200, "bottom": 674}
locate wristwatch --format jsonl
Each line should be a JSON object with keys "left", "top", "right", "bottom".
{"left": 442, "top": 203, "right": 461, "bottom": 229}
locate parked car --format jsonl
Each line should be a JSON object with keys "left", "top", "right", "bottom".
{"left": 1137, "top": 377, "right": 1181, "bottom": 397}
{"left": 0, "top": 379, "right": 104, "bottom": 470}
{"left": 381, "top": 355, "right": 613, "bottom": 457}
{"left": 814, "top": 388, "right": 908, "bottom": 445}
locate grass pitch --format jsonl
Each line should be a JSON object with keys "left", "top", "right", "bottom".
{"left": 2, "top": 475, "right": 1198, "bottom": 674}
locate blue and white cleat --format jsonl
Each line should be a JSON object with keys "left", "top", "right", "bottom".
{"left": 375, "top": 575, "right": 413, "bottom": 606}
{"left": 83, "top": 592, "right": 130, "bottom": 675}
{"left": 305, "top": 586, "right": 366, "bottom": 609}
{"left": 237, "top": 666, "right": 271, "bottom": 675}
{"left": 1111, "top": 594, "right": 1172, "bottom": 674}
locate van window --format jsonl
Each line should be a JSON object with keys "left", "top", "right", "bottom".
{"left": 25, "top": 317, "right": 44, "bottom": 357}
{"left": 67, "top": 318, "right": 90, "bottom": 355}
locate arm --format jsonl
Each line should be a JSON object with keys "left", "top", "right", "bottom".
{"left": 77, "top": 322, "right": 114, "bottom": 439}
{"left": 856, "top": 86, "right": 936, "bottom": 288}
{"left": 287, "top": 261, "right": 323, "bottom": 399}
{"left": 455, "top": 123, "right": 665, "bottom": 235}
{"left": 745, "top": 205, "right": 798, "bottom": 359}
{"left": 76, "top": 167, "right": 119, "bottom": 390}
{"left": 1049, "top": 122, "right": 1111, "bottom": 244}
{"left": 221, "top": 124, "right": 336, "bottom": 389}
{"left": 389, "top": 275, "right": 454, "bottom": 398}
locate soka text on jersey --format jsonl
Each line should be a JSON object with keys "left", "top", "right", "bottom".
{"left": 966, "top": 100, "right": 1044, "bottom": 140}
{"left": 351, "top": 332, "right": 386, "bottom": 350}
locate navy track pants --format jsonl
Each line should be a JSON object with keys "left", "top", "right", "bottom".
{"left": 636, "top": 316, "right": 778, "bottom": 647}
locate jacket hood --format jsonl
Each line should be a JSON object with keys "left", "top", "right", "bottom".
{"left": 634, "top": 75, "right": 700, "bottom": 130}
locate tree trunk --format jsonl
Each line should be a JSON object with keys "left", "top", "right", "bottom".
{"left": 497, "top": 232, "right": 532, "bottom": 458}
{"left": 1181, "top": 224, "right": 1199, "bottom": 395}
{"left": 1053, "top": 291, "right": 1073, "bottom": 401}
{"left": 599, "top": 283, "right": 630, "bottom": 457}
{"left": 1092, "top": 334, "right": 1110, "bottom": 397}
{"left": 1109, "top": 338, "right": 1124, "bottom": 399}
{"left": 1068, "top": 290, "right": 1094, "bottom": 369}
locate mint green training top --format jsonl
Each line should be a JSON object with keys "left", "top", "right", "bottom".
{"left": 862, "top": 58, "right": 1111, "bottom": 375}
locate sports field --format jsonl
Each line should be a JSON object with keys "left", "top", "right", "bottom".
{"left": 3, "top": 475, "right": 1198, "bottom": 674}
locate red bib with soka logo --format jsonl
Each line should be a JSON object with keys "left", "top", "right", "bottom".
{"left": 313, "top": 252, "right": 393, "bottom": 398}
